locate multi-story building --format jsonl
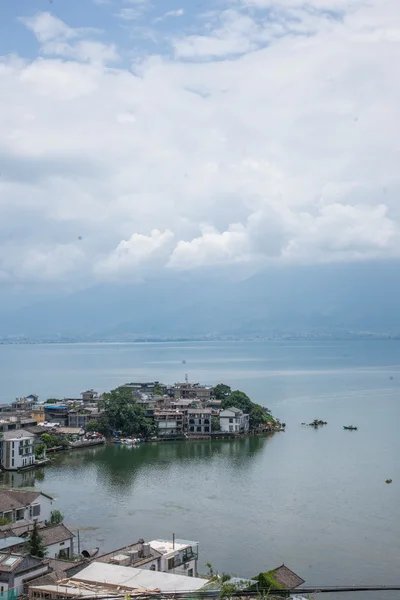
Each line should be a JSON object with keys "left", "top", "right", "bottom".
{"left": 219, "top": 407, "right": 250, "bottom": 434}
{"left": 0, "top": 554, "right": 49, "bottom": 597}
{"left": 81, "top": 390, "right": 99, "bottom": 403}
{"left": 186, "top": 409, "right": 212, "bottom": 435}
{"left": 154, "top": 410, "right": 184, "bottom": 437}
{"left": 0, "top": 431, "right": 36, "bottom": 471}
{"left": 43, "top": 405, "right": 69, "bottom": 426}
{"left": 67, "top": 408, "right": 101, "bottom": 429}
{"left": 149, "top": 539, "right": 199, "bottom": 577}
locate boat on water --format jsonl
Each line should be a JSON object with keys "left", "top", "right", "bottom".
{"left": 343, "top": 425, "right": 358, "bottom": 431}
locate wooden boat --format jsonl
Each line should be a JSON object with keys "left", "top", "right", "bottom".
{"left": 343, "top": 425, "right": 358, "bottom": 431}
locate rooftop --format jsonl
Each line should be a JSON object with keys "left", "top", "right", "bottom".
{"left": 0, "top": 537, "right": 25, "bottom": 550}
{"left": 71, "top": 561, "right": 206, "bottom": 593}
{"left": 40, "top": 524, "right": 74, "bottom": 546}
{"left": 0, "top": 489, "right": 53, "bottom": 513}
{"left": 149, "top": 539, "right": 198, "bottom": 557}
{"left": 272, "top": 565, "right": 305, "bottom": 589}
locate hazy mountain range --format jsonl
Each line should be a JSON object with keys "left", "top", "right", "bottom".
{"left": 0, "top": 261, "right": 399, "bottom": 340}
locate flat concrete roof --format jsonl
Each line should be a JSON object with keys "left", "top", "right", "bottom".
{"left": 72, "top": 562, "right": 206, "bottom": 592}
{"left": 149, "top": 539, "right": 198, "bottom": 556}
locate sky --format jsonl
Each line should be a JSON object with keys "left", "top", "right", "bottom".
{"left": 0, "top": 0, "right": 400, "bottom": 301}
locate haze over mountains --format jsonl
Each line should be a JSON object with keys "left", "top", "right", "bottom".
{"left": 1, "top": 262, "right": 399, "bottom": 340}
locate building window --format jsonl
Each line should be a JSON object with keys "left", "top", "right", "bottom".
{"left": 188, "top": 569, "right": 193, "bottom": 577}
{"left": 168, "top": 558, "right": 174, "bottom": 570}
{"left": 229, "top": 426, "right": 233, "bottom": 432}
{"left": 11, "top": 459, "right": 14, "bottom": 467}
{"left": 189, "top": 427, "right": 194, "bottom": 432}
{"left": 30, "top": 504, "right": 40, "bottom": 517}
{"left": 196, "top": 426, "right": 201, "bottom": 432}
{"left": 204, "top": 427, "right": 210, "bottom": 433}
{"left": 150, "top": 565, "right": 156, "bottom": 571}
{"left": 16, "top": 509, "right": 24, "bottom": 520}
{"left": 204, "top": 419, "right": 210, "bottom": 425}
{"left": 229, "top": 418, "right": 233, "bottom": 423}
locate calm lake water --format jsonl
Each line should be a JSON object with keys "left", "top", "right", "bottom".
{"left": 1, "top": 340, "right": 400, "bottom": 600}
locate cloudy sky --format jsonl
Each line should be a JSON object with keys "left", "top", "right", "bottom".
{"left": 0, "top": 0, "right": 399, "bottom": 298}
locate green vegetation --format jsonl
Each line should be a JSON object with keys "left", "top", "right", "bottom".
{"left": 153, "top": 383, "right": 164, "bottom": 396}
{"left": 49, "top": 510, "right": 64, "bottom": 525}
{"left": 27, "top": 520, "right": 46, "bottom": 558}
{"left": 213, "top": 383, "right": 232, "bottom": 400}
{"left": 85, "top": 420, "right": 98, "bottom": 433}
{"left": 253, "top": 571, "right": 285, "bottom": 591}
{"left": 34, "top": 443, "right": 47, "bottom": 459}
{"left": 213, "top": 384, "right": 277, "bottom": 429}
{"left": 212, "top": 416, "right": 221, "bottom": 432}
{"left": 97, "top": 386, "right": 155, "bottom": 439}
{"left": 41, "top": 433, "right": 61, "bottom": 448}
{"left": 45, "top": 398, "right": 59, "bottom": 404}
{"left": 0, "top": 517, "right": 11, "bottom": 526}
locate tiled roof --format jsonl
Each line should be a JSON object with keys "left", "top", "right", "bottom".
{"left": 0, "top": 490, "right": 54, "bottom": 514}
{"left": 40, "top": 525, "right": 74, "bottom": 546}
{"left": 272, "top": 565, "right": 305, "bottom": 589}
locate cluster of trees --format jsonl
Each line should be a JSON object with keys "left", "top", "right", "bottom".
{"left": 213, "top": 383, "right": 276, "bottom": 429}
{"left": 92, "top": 386, "right": 155, "bottom": 439}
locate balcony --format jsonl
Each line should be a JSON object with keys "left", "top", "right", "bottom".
{"left": 171, "top": 550, "right": 198, "bottom": 567}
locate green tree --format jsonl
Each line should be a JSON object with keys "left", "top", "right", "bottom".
{"left": 27, "top": 520, "right": 46, "bottom": 558}
{"left": 45, "top": 398, "right": 59, "bottom": 404}
{"left": 153, "top": 383, "right": 164, "bottom": 396}
{"left": 85, "top": 420, "right": 98, "bottom": 433}
{"left": 40, "top": 433, "right": 61, "bottom": 448}
{"left": 100, "top": 386, "right": 155, "bottom": 439}
{"left": 35, "top": 443, "right": 47, "bottom": 458}
{"left": 212, "top": 416, "right": 221, "bottom": 432}
{"left": 221, "top": 389, "right": 276, "bottom": 429}
{"left": 213, "top": 383, "right": 231, "bottom": 400}
{"left": 49, "top": 510, "right": 64, "bottom": 525}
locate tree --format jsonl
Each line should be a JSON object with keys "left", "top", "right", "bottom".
{"left": 45, "top": 398, "right": 59, "bottom": 404}
{"left": 212, "top": 416, "right": 221, "bottom": 432}
{"left": 213, "top": 384, "right": 231, "bottom": 400}
{"left": 153, "top": 383, "right": 164, "bottom": 396}
{"left": 49, "top": 510, "right": 64, "bottom": 525}
{"left": 221, "top": 389, "right": 276, "bottom": 429}
{"left": 99, "top": 386, "right": 155, "bottom": 439}
{"left": 27, "top": 520, "right": 46, "bottom": 558}
{"left": 86, "top": 420, "right": 98, "bottom": 433}
{"left": 35, "top": 443, "right": 47, "bottom": 459}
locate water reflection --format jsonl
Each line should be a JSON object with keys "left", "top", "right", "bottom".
{"left": 0, "top": 436, "right": 271, "bottom": 493}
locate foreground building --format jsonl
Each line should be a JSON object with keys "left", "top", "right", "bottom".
{"left": 0, "top": 554, "right": 49, "bottom": 597}
{"left": 29, "top": 561, "right": 207, "bottom": 599}
{"left": 0, "top": 490, "right": 54, "bottom": 524}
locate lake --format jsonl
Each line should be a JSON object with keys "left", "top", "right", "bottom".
{"left": 1, "top": 340, "right": 400, "bottom": 600}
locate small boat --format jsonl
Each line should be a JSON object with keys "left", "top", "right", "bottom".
{"left": 386, "top": 479, "right": 392, "bottom": 484}
{"left": 343, "top": 425, "right": 358, "bottom": 431}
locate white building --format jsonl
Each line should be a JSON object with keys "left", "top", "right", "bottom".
{"left": 0, "top": 490, "right": 55, "bottom": 524}
{"left": 220, "top": 407, "right": 250, "bottom": 433}
{"left": 149, "top": 539, "right": 198, "bottom": 577}
{"left": 0, "top": 430, "right": 35, "bottom": 471}
{"left": 40, "top": 524, "right": 74, "bottom": 559}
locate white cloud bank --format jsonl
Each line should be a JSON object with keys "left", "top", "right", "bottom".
{"left": 1, "top": 0, "right": 400, "bottom": 285}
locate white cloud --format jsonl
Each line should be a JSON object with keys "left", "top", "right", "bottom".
{"left": 1, "top": 0, "right": 400, "bottom": 286}
{"left": 96, "top": 229, "right": 174, "bottom": 278}
{"left": 154, "top": 9, "right": 184, "bottom": 23}
{"left": 21, "top": 12, "right": 118, "bottom": 65}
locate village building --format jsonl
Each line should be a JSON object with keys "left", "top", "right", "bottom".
{"left": 0, "top": 431, "right": 36, "bottom": 471}
{"left": 0, "top": 554, "right": 49, "bottom": 597}
{"left": 219, "top": 407, "right": 250, "bottom": 434}
{"left": 0, "top": 490, "right": 54, "bottom": 525}
{"left": 186, "top": 409, "right": 212, "bottom": 435}
{"left": 153, "top": 410, "right": 184, "bottom": 438}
